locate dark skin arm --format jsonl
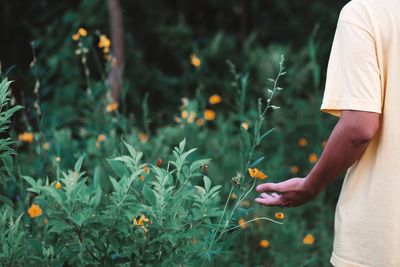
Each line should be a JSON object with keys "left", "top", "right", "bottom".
{"left": 255, "top": 110, "right": 380, "bottom": 207}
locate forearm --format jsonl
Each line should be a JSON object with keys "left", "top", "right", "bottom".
{"left": 305, "top": 111, "right": 379, "bottom": 195}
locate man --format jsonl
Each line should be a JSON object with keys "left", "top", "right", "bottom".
{"left": 255, "top": 0, "right": 400, "bottom": 266}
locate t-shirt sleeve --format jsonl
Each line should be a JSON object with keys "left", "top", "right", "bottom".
{"left": 321, "top": 2, "right": 382, "bottom": 117}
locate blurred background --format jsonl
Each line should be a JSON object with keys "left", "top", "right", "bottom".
{"left": 0, "top": 0, "right": 349, "bottom": 266}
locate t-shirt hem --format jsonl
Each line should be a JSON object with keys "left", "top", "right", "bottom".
{"left": 321, "top": 98, "right": 382, "bottom": 117}
{"left": 331, "top": 251, "right": 370, "bottom": 267}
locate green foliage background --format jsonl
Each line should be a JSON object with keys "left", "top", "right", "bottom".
{"left": 0, "top": 0, "right": 350, "bottom": 266}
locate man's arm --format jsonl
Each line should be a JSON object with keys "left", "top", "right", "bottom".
{"left": 255, "top": 110, "right": 380, "bottom": 207}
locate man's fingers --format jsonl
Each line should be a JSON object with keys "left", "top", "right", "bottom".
{"left": 255, "top": 194, "right": 283, "bottom": 206}
{"left": 256, "top": 182, "right": 284, "bottom": 193}
{"left": 260, "top": 192, "right": 280, "bottom": 198}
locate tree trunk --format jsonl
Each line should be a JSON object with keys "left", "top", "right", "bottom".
{"left": 239, "top": 0, "right": 252, "bottom": 47}
{"left": 106, "top": 0, "right": 124, "bottom": 102}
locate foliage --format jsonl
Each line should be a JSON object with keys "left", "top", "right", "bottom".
{"left": 0, "top": 1, "right": 348, "bottom": 266}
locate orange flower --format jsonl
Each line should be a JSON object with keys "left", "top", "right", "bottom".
{"left": 290, "top": 165, "right": 299, "bottom": 174}
{"left": 44, "top": 218, "right": 49, "bottom": 225}
{"left": 106, "top": 102, "right": 119, "bottom": 112}
{"left": 241, "top": 122, "right": 249, "bottom": 131}
{"left": 303, "top": 233, "right": 315, "bottom": 245}
{"left": 18, "top": 132, "right": 34, "bottom": 143}
{"left": 308, "top": 153, "right": 318, "bottom": 164}
{"left": 72, "top": 33, "right": 80, "bottom": 41}
{"left": 208, "top": 94, "right": 222, "bottom": 105}
{"left": 55, "top": 181, "right": 62, "bottom": 190}
{"left": 97, "top": 134, "right": 106, "bottom": 142}
{"left": 298, "top": 138, "right": 308, "bottom": 147}
{"left": 98, "top": 35, "right": 111, "bottom": 48}
{"left": 27, "top": 204, "right": 42, "bottom": 218}
{"left": 196, "top": 118, "right": 204, "bottom": 127}
{"left": 259, "top": 240, "right": 270, "bottom": 248}
{"left": 238, "top": 218, "right": 248, "bottom": 229}
{"left": 191, "top": 238, "right": 198, "bottom": 244}
{"left": 230, "top": 192, "right": 237, "bottom": 200}
{"left": 275, "top": 212, "right": 284, "bottom": 220}
{"left": 139, "top": 132, "right": 149, "bottom": 143}
{"left": 133, "top": 214, "right": 149, "bottom": 226}
{"left": 138, "top": 175, "right": 145, "bottom": 181}
{"left": 143, "top": 166, "right": 150, "bottom": 174}
{"left": 190, "top": 54, "right": 201, "bottom": 68}
{"left": 248, "top": 168, "right": 268, "bottom": 180}
{"left": 204, "top": 109, "right": 216, "bottom": 121}
{"left": 187, "top": 112, "right": 196, "bottom": 124}
{"left": 181, "top": 110, "right": 189, "bottom": 119}
{"left": 78, "top": 28, "right": 88, "bottom": 37}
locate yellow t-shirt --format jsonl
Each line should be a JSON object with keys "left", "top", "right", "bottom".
{"left": 321, "top": 0, "right": 400, "bottom": 266}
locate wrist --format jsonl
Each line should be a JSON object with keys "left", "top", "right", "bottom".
{"left": 303, "top": 174, "right": 322, "bottom": 197}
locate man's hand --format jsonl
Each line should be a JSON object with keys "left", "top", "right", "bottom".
{"left": 254, "top": 110, "right": 380, "bottom": 208}
{"left": 255, "top": 177, "right": 316, "bottom": 207}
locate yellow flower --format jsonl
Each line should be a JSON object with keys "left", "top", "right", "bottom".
{"left": 248, "top": 168, "right": 268, "bottom": 180}
{"left": 290, "top": 165, "right": 299, "bottom": 174}
{"left": 55, "top": 181, "right": 62, "bottom": 190}
{"left": 139, "top": 132, "right": 149, "bottom": 143}
{"left": 78, "top": 28, "right": 88, "bottom": 37}
{"left": 18, "top": 132, "right": 34, "bottom": 143}
{"left": 308, "top": 153, "right": 318, "bottom": 164}
{"left": 303, "top": 233, "right": 315, "bottom": 245}
{"left": 208, "top": 94, "right": 222, "bottom": 105}
{"left": 259, "top": 240, "right": 270, "bottom": 248}
{"left": 98, "top": 35, "right": 111, "bottom": 48}
{"left": 72, "top": 33, "right": 80, "bottom": 41}
{"left": 275, "top": 212, "right": 284, "bottom": 220}
{"left": 106, "top": 102, "right": 119, "bottom": 112}
{"left": 241, "top": 122, "right": 249, "bottom": 131}
{"left": 133, "top": 214, "right": 149, "bottom": 226}
{"left": 97, "top": 134, "right": 106, "bottom": 142}
{"left": 42, "top": 142, "right": 50, "bottom": 151}
{"left": 298, "top": 138, "right": 308, "bottom": 147}
{"left": 181, "top": 110, "right": 189, "bottom": 119}
{"left": 27, "top": 204, "right": 42, "bottom": 218}
{"left": 230, "top": 192, "right": 237, "bottom": 200}
{"left": 55, "top": 156, "right": 61, "bottom": 163}
{"left": 204, "top": 109, "right": 216, "bottom": 121}
{"left": 238, "top": 218, "right": 248, "bottom": 229}
{"left": 190, "top": 54, "right": 201, "bottom": 68}
{"left": 196, "top": 118, "right": 204, "bottom": 127}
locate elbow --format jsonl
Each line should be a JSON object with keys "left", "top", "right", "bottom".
{"left": 341, "top": 110, "right": 380, "bottom": 146}
{"left": 348, "top": 121, "right": 379, "bottom": 146}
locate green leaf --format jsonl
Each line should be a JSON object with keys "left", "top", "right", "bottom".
{"left": 249, "top": 156, "right": 264, "bottom": 168}
{"left": 203, "top": 176, "right": 211, "bottom": 192}
{"left": 21, "top": 175, "right": 37, "bottom": 188}
{"left": 142, "top": 185, "right": 157, "bottom": 206}
{"left": 74, "top": 154, "right": 86, "bottom": 173}
{"left": 123, "top": 140, "right": 137, "bottom": 159}
{"left": 179, "top": 138, "right": 186, "bottom": 152}
{"left": 107, "top": 159, "right": 129, "bottom": 178}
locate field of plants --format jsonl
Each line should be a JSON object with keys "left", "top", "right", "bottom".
{"left": 0, "top": 0, "right": 349, "bottom": 266}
